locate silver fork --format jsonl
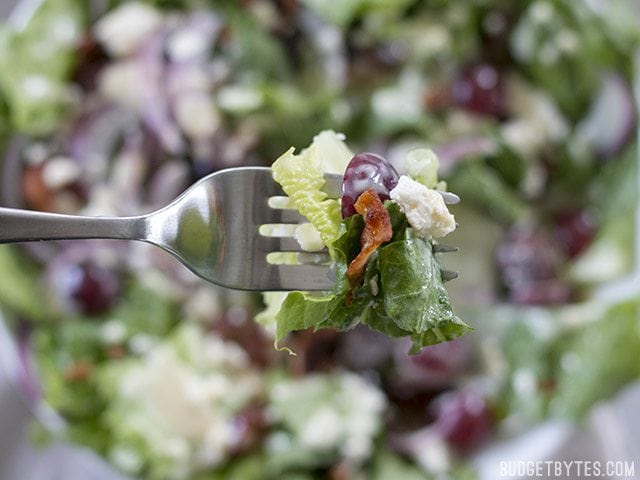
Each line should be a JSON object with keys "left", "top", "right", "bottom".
{"left": 0, "top": 167, "right": 458, "bottom": 290}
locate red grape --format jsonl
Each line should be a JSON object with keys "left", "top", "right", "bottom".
{"left": 495, "top": 226, "right": 573, "bottom": 305}
{"left": 435, "top": 389, "right": 493, "bottom": 452}
{"left": 451, "top": 63, "right": 507, "bottom": 118}
{"left": 341, "top": 152, "right": 399, "bottom": 218}
{"left": 510, "top": 279, "right": 573, "bottom": 305}
{"left": 554, "top": 210, "right": 596, "bottom": 258}
{"left": 496, "top": 227, "right": 561, "bottom": 286}
{"left": 58, "top": 261, "right": 121, "bottom": 315}
{"left": 392, "top": 338, "right": 469, "bottom": 390}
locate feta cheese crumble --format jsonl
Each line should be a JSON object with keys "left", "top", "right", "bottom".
{"left": 294, "top": 222, "right": 325, "bottom": 252}
{"left": 94, "top": 2, "right": 163, "bottom": 57}
{"left": 266, "top": 372, "right": 386, "bottom": 467}
{"left": 103, "top": 325, "right": 263, "bottom": 478}
{"left": 390, "top": 175, "right": 456, "bottom": 238}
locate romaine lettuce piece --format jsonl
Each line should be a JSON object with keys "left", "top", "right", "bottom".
{"left": 271, "top": 131, "right": 352, "bottom": 246}
{"left": 272, "top": 203, "right": 469, "bottom": 353}
{"left": 378, "top": 238, "right": 471, "bottom": 352}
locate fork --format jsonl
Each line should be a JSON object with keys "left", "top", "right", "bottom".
{"left": 0, "top": 167, "right": 458, "bottom": 290}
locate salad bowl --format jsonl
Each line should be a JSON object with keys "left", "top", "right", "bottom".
{"left": 1, "top": 0, "right": 640, "bottom": 479}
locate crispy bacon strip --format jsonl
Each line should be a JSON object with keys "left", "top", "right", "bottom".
{"left": 347, "top": 189, "right": 392, "bottom": 290}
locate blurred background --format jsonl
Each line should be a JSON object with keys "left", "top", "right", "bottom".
{"left": 0, "top": 0, "right": 639, "bottom": 479}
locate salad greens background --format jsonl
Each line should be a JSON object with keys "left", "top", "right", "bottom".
{"left": 0, "top": 0, "right": 639, "bottom": 479}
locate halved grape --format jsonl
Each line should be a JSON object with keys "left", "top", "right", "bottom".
{"left": 57, "top": 261, "right": 122, "bottom": 315}
{"left": 554, "top": 209, "right": 596, "bottom": 258}
{"left": 341, "top": 152, "right": 399, "bottom": 218}
{"left": 388, "top": 337, "right": 470, "bottom": 393}
{"left": 451, "top": 63, "right": 507, "bottom": 118}
{"left": 495, "top": 226, "right": 573, "bottom": 305}
{"left": 434, "top": 389, "right": 493, "bottom": 452}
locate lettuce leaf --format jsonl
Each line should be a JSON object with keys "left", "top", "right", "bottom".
{"left": 378, "top": 238, "right": 471, "bottom": 352}
{"left": 0, "top": 246, "right": 47, "bottom": 321}
{"left": 550, "top": 300, "right": 640, "bottom": 419}
{"left": 273, "top": 204, "right": 469, "bottom": 353}
{"left": 0, "top": 0, "right": 85, "bottom": 135}
{"left": 271, "top": 145, "right": 343, "bottom": 246}
{"left": 301, "top": 0, "right": 413, "bottom": 28}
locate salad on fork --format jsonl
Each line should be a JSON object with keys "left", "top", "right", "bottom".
{"left": 262, "top": 130, "right": 468, "bottom": 352}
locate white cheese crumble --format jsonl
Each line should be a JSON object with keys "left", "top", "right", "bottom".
{"left": 371, "top": 69, "right": 424, "bottom": 126}
{"left": 183, "top": 285, "right": 222, "bottom": 323}
{"left": 390, "top": 175, "right": 456, "bottom": 238}
{"left": 41, "top": 156, "right": 81, "bottom": 189}
{"left": 405, "top": 427, "right": 451, "bottom": 475}
{"left": 100, "top": 319, "right": 127, "bottom": 344}
{"left": 294, "top": 223, "right": 325, "bottom": 252}
{"left": 173, "top": 92, "right": 220, "bottom": 139}
{"left": 98, "top": 61, "right": 144, "bottom": 109}
{"left": 111, "top": 325, "right": 263, "bottom": 477}
{"left": 166, "top": 29, "right": 210, "bottom": 62}
{"left": 94, "top": 2, "right": 163, "bottom": 57}
{"left": 500, "top": 76, "right": 569, "bottom": 157}
{"left": 216, "top": 85, "right": 264, "bottom": 113}
{"left": 22, "top": 75, "right": 54, "bottom": 99}
{"left": 267, "top": 372, "right": 386, "bottom": 464}
{"left": 300, "top": 407, "right": 343, "bottom": 449}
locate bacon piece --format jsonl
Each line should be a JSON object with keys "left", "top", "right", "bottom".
{"left": 63, "top": 361, "right": 92, "bottom": 383}
{"left": 346, "top": 189, "right": 392, "bottom": 289}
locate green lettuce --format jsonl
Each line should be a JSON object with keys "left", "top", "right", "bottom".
{"left": 550, "top": 300, "right": 640, "bottom": 419}
{"left": 378, "top": 238, "right": 472, "bottom": 352}
{"left": 0, "top": 246, "right": 47, "bottom": 321}
{"left": 0, "top": 0, "right": 85, "bottom": 135}
{"left": 273, "top": 203, "right": 469, "bottom": 353}
{"left": 300, "top": 0, "right": 413, "bottom": 28}
{"left": 271, "top": 140, "right": 348, "bottom": 246}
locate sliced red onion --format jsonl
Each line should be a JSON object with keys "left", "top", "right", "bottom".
{"left": 434, "top": 136, "right": 498, "bottom": 175}
{"left": 165, "top": 11, "right": 221, "bottom": 64}
{"left": 42, "top": 241, "right": 129, "bottom": 314}
{"left": 107, "top": 139, "right": 149, "bottom": 214}
{"left": 577, "top": 72, "right": 636, "bottom": 160}
{"left": 148, "top": 160, "right": 190, "bottom": 207}
{"left": 16, "top": 324, "right": 41, "bottom": 407}
{"left": 136, "top": 31, "right": 185, "bottom": 154}
{"left": 67, "top": 104, "right": 137, "bottom": 179}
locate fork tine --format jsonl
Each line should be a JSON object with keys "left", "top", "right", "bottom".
{"left": 297, "top": 252, "right": 331, "bottom": 264}
{"left": 253, "top": 168, "right": 287, "bottom": 197}
{"left": 441, "top": 269, "right": 458, "bottom": 282}
{"left": 262, "top": 208, "right": 307, "bottom": 223}
{"left": 259, "top": 236, "right": 307, "bottom": 252}
{"left": 261, "top": 264, "right": 334, "bottom": 291}
{"left": 433, "top": 244, "right": 459, "bottom": 253}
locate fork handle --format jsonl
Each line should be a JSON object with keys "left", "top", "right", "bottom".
{"left": 0, "top": 207, "right": 147, "bottom": 244}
